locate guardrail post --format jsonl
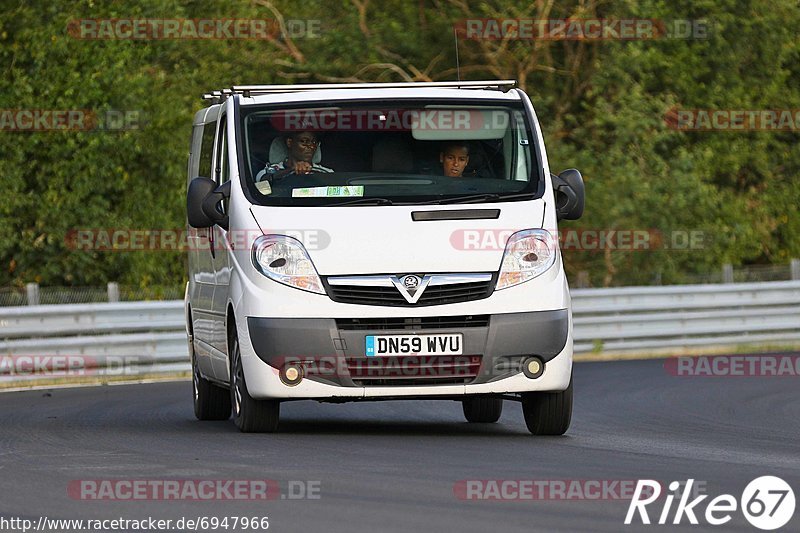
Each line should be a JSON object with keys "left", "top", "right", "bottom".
{"left": 722, "top": 264, "right": 734, "bottom": 283}
{"left": 26, "top": 282, "right": 40, "bottom": 306}
{"left": 791, "top": 259, "right": 800, "bottom": 280}
{"left": 108, "top": 282, "right": 120, "bottom": 303}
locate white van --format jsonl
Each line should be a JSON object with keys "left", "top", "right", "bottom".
{"left": 185, "top": 81, "right": 584, "bottom": 434}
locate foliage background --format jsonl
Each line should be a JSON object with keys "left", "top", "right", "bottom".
{"left": 1, "top": 0, "right": 798, "bottom": 289}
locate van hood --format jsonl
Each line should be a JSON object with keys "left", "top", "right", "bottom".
{"left": 249, "top": 201, "right": 546, "bottom": 275}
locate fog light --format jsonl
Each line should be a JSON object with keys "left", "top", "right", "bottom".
{"left": 280, "top": 364, "right": 303, "bottom": 386}
{"left": 522, "top": 357, "right": 544, "bottom": 379}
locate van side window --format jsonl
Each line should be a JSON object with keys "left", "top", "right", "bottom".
{"left": 198, "top": 122, "right": 215, "bottom": 178}
{"left": 214, "top": 118, "right": 229, "bottom": 214}
{"left": 214, "top": 119, "right": 228, "bottom": 185}
{"left": 514, "top": 111, "right": 531, "bottom": 181}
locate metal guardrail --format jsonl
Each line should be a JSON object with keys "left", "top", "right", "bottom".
{"left": 2, "top": 280, "right": 799, "bottom": 384}
{"left": 571, "top": 280, "right": 800, "bottom": 353}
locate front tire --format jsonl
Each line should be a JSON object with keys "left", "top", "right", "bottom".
{"left": 192, "top": 338, "right": 231, "bottom": 421}
{"left": 521, "top": 378, "right": 573, "bottom": 435}
{"left": 230, "top": 335, "right": 280, "bottom": 433}
{"left": 462, "top": 397, "right": 503, "bottom": 423}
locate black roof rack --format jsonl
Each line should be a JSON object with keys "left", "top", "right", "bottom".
{"left": 201, "top": 80, "right": 517, "bottom": 104}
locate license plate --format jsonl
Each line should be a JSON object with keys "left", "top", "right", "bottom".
{"left": 365, "top": 334, "right": 463, "bottom": 356}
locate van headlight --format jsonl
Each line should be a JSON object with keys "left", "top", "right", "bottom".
{"left": 252, "top": 235, "right": 325, "bottom": 294}
{"left": 496, "top": 229, "right": 557, "bottom": 290}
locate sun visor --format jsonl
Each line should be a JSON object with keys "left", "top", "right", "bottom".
{"left": 411, "top": 109, "right": 510, "bottom": 140}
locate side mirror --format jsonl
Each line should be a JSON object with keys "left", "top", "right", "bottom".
{"left": 551, "top": 169, "right": 585, "bottom": 220}
{"left": 187, "top": 177, "right": 230, "bottom": 230}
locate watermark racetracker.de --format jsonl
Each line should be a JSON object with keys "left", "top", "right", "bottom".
{"left": 67, "top": 18, "right": 322, "bottom": 40}
{"left": 0, "top": 355, "right": 147, "bottom": 378}
{"left": 665, "top": 108, "right": 800, "bottom": 131}
{"left": 454, "top": 18, "right": 709, "bottom": 40}
{"left": 0, "top": 109, "right": 144, "bottom": 132}
{"left": 449, "top": 228, "right": 706, "bottom": 252}
{"left": 68, "top": 479, "right": 321, "bottom": 500}
{"left": 665, "top": 354, "right": 800, "bottom": 377}
{"left": 65, "top": 228, "right": 331, "bottom": 252}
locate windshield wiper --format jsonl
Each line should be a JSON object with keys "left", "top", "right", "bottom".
{"left": 321, "top": 192, "right": 534, "bottom": 207}
{"left": 420, "top": 192, "right": 536, "bottom": 205}
{"left": 322, "top": 197, "right": 394, "bottom": 207}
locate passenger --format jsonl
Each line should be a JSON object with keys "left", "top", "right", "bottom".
{"left": 257, "top": 131, "right": 333, "bottom": 181}
{"left": 440, "top": 142, "right": 470, "bottom": 177}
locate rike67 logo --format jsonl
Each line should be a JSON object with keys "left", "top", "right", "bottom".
{"left": 626, "top": 477, "right": 795, "bottom": 530}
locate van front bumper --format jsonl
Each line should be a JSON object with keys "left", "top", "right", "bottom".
{"left": 246, "top": 309, "right": 569, "bottom": 388}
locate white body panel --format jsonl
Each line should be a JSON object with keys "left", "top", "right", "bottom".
{"left": 249, "top": 201, "right": 546, "bottom": 275}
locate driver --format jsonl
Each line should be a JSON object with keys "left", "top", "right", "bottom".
{"left": 256, "top": 131, "right": 333, "bottom": 181}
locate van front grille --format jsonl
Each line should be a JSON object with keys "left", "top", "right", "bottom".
{"left": 347, "top": 355, "right": 482, "bottom": 386}
{"left": 335, "top": 315, "right": 489, "bottom": 331}
{"left": 325, "top": 275, "right": 495, "bottom": 307}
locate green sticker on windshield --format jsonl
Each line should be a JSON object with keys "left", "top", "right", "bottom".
{"left": 292, "top": 186, "right": 364, "bottom": 198}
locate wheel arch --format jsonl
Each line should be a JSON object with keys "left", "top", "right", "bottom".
{"left": 226, "top": 302, "right": 237, "bottom": 353}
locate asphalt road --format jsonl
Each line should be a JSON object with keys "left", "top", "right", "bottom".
{"left": 1, "top": 359, "right": 798, "bottom": 533}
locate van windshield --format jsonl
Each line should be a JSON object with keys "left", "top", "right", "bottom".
{"left": 239, "top": 100, "right": 542, "bottom": 206}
